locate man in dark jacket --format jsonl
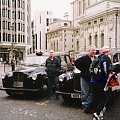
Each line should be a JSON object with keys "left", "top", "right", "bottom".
{"left": 45, "top": 50, "right": 61, "bottom": 99}
{"left": 74, "top": 45, "right": 96, "bottom": 112}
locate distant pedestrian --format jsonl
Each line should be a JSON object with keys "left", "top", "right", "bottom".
{"left": 11, "top": 57, "right": 15, "bottom": 71}
{"left": 74, "top": 45, "right": 97, "bottom": 113}
{"left": 45, "top": 50, "right": 61, "bottom": 99}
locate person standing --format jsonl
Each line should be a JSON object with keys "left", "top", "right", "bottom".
{"left": 90, "top": 46, "right": 112, "bottom": 120}
{"left": 45, "top": 50, "right": 61, "bottom": 99}
{"left": 74, "top": 45, "right": 97, "bottom": 113}
{"left": 11, "top": 57, "right": 15, "bottom": 71}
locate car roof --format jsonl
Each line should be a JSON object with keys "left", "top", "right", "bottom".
{"left": 27, "top": 51, "right": 69, "bottom": 57}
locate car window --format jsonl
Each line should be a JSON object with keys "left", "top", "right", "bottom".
{"left": 113, "top": 53, "right": 120, "bottom": 63}
{"left": 24, "top": 56, "right": 49, "bottom": 66}
{"left": 65, "top": 55, "right": 71, "bottom": 64}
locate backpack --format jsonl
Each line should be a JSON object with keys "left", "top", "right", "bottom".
{"left": 89, "top": 57, "right": 102, "bottom": 79}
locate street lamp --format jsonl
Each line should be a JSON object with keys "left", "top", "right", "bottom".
{"left": 115, "top": 12, "right": 118, "bottom": 50}
{"left": 11, "top": 25, "right": 14, "bottom": 59}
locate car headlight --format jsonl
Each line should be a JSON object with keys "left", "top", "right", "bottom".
{"left": 59, "top": 74, "right": 66, "bottom": 82}
{"left": 1, "top": 73, "right": 6, "bottom": 79}
{"left": 66, "top": 72, "right": 73, "bottom": 80}
{"left": 32, "top": 74, "right": 37, "bottom": 80}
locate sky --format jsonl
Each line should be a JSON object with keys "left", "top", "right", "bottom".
{"left": 31, "top": 0, "right": 73, "bottom": 19}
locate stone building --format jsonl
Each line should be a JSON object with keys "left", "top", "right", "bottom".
{"left": 46, "top": 19, "right": 75, "bottom": 52}
{"left": 72, "top": 0, "right": 120, "bottom": 51}
{"left": 0, "top": 0, "right": 32, "bottom": 61}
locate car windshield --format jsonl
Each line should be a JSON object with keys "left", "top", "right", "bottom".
{"left": 24, "top": 55, "right": 49, "bottom": 66}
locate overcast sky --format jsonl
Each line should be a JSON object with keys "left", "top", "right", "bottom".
{"left": 31, "top": 0, "right": 73, "bottom": 19}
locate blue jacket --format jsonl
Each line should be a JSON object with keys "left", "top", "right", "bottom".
{"left": 91, "top": 55, "right": 112, "bottom": 84}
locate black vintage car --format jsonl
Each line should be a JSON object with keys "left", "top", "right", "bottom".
{"left": 0, "top": 52, "right": 74, "bottom": 97}
{"left": 57, "top": 50, "right": 120, "bottom": 102}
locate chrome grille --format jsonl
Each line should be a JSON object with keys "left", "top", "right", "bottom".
{"left": 13, "top": 72, "right": 24, "bottom": 87}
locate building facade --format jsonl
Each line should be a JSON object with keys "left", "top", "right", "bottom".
{"left": 31, "top": 10, "right": 53, "bottom": 53}
{"left": 72, "top": 0, "right": 120, "bottom": 51}
{"left": 0, "top": 0, "right": 31, "bottom": 62}
{"left": 47, "top": 19, "right": 75, "bottom": 52}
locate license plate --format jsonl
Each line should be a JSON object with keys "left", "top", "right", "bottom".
{"left": 13, "top": 81, "right": 23, "bottom": 87}
{"left": 71, "top": 94, "right": 81, "bottom": 98}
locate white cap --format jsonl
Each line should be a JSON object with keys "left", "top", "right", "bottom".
{"left": 102, "top": 46, "right": 110, "bottom": 53}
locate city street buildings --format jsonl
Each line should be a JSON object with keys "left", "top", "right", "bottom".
{"left": 47, "top": 0, "right": 120, "bottom": 53}
{"left": 72, "top": 0, "right": 120, "bottom": 51}
{"left": 31, "top": 10, "right": 53, "bottom": 53}
{"left": 0, "top": 0, "right": 32, "bottom": 61}
{"left": 46, "top": 18, "right": 75, "bottom": 52}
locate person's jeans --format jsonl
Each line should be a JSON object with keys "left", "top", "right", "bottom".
{"left": 80, "top": 77, "right": 92, "bottom": 108}
{"left": 48, "top": 76, "right": 58, "bottom": 97}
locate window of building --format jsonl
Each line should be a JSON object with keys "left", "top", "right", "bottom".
{"left": 8, "top": 0, "right": 10, "bottom": 7}
{"left": 8, "top": 22, "right": 10, "bottom": 30}
{"left": 23, "top": 1, "right": 25, "bottom": 10}
{"left": 18, "top": 34, "right": 20, "bottom": 42}
{"left": 18, "top": 23, "right": 20, "bottom": 31}
{"left": 23, "top": 35, "right": 25, "bottom": 43}
{"left": 64, "top": 23, "right": 68, "bottom": 26}
{"left": 94, "top": 20, "right": 97, "bottom": 24}
{"left": 46, "top": 18, "right": 49, "bottom": 26}
{"left": 72, "top": 45, "right": 73, "bottom": 48}
{"left": 23, "top": 12, "right": 25, "bottom": 21}
{"left": 6, "top": 21, "right": 7, "bottom": 29}
{"left": 8, "top": 10, "right": 10, "bottom": 19}
{"left": 2, "top": 21, "right": 5, "bottom": 29}
{"left": 12, "top": 34, "right": 14, "bottom": 42}
{"left": 18, "top": 11, "right": 20, "bottom": 19}
{"left": 18, "top": 0, "right": 20, "bottom": 8}
{"left": 21, "top": 12, "right": 22, "bottom": 20}
{"left": 2, "top": 9, "right": 5, "bottom": 17}
{"left": 2, "top": 0, "right": 5, "bottom": 5}
{"left": 8, "top": 34, "right": 11, "bottom": 42}
{"left": 6, "top": 33, "right": 8, "bottom": 41}
{"left": 3, "top": 33, "right": 5, "bottom": 41}
{"left": 88, "top": 22, "right": 91, "bottom": 25}
{"left": 23, "top": 24, "right": 25, "bottom": 32}
{"left": 100, "top": 18, "right": 103, "bottom": 22}
{"left": 21, "top": 35, "right": 22, "bottom": 42}
{"left": 12, "top": 11, "right": 14, "bottom": 19}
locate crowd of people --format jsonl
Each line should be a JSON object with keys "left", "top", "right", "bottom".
{"left": 45, "top": 45, "right": 114, "bottom": 120}
{"left": 75, "top": 45, "right": 112, "bottom": 120}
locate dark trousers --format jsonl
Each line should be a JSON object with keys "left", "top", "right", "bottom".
{"left": 90, "top": 82, "right": 107, "bottom": 114}
{"left": 48, "top": 76, "right": 58, "bottom": 97}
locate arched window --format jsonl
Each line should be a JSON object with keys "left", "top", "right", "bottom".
{"left": 77, "top": 40, "right": 79, "bottom": 51}
{"left": 101, "top": 33, "right": 104, "bottom": 48}
{"left": 95, "top": 34, "right": 98, "bottom": 48}
{"left": 89, "top": 35, "right": 92, "bottom": 46}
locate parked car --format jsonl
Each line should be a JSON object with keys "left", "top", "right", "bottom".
{"left": 0, "top": 52, "right": 74, "bottom": 97}
{"left": 57, "top": 50, "right": 120, "bottom": 102}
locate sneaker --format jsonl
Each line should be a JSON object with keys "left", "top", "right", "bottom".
{"left": 93, "top": 113, "right": 101, "bottom": 120}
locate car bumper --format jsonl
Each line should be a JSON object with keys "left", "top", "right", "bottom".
{"left": 56, "top": 91, "right": 81, "bottom": 99}
{"left": 0, "top": 87, "right": 41, "bottom": 92}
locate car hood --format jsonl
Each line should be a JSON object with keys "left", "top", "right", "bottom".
{"left": 14, "top": 66, "right": 46, "bottom": 75}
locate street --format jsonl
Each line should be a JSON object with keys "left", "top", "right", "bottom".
{"left": 0, "top": 65, "right": 120, "bottom": 120}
